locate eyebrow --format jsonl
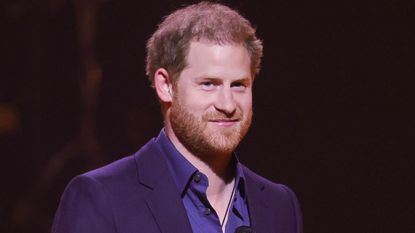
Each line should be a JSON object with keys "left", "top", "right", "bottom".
{"left": 196, "top": 76, "right": 252, "bottom": 83}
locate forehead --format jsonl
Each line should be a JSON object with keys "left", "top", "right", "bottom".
{"left": 183, "top": 41, "right": 252, "bottom": 80}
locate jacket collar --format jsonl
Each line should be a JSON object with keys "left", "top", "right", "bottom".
{"left": 243, "top": 166, "right": 275, "bottom": 233}
{"left": 134, "top": 136, "right": 272, "bottom": 233}
{"left": 134, "top": 138, "right": 193, "bottom": 233}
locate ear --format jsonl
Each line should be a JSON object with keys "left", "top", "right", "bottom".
{"left": 154, "top": 68, "right": 173, "bottom": 102}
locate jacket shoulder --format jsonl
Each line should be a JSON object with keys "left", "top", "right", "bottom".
{"left": 53, "top": 139, "right": 161, "bottom": 233}
{"left": 242, "top": 165, "right": 303, "bottom": 233}
{"left": 243, "top": 165, "right": 300, "bottom": 203}
{"left": 80, "top": 138, "right": 159, "bottom": 186}
{"left": 242, "top": 165, "right": 303, "bottom": 231}
{"left": 82, "top": 154, "right": 137, "bottom": 184}
{"left": 242, "top": 165, "right": 292, "bottom": 193}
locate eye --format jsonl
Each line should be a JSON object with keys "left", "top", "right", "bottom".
{"left": 200, "top": 81, "right": 216, "bottom": 91}
{"left": 231, "top": 82, "right": 247, "bottom": 92}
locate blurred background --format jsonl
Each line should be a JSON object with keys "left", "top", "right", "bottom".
{"left": 1, "top": 0, "right": 413, "bottom": 232}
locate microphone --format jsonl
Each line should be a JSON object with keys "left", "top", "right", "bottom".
{"left": 234, "top": 226, "right": 256, "bottom": 233}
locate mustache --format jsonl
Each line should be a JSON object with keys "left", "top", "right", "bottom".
{"left": 202, "top": 111, "right": 243, "bottom": 121}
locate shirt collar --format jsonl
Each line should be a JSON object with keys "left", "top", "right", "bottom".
{"left": 155, "top": 128, "right": 246, "bottom": 198}
{"left": 156, "top": 128, "right": 196, "bottom": 195}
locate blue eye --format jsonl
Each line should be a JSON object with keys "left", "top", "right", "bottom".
{"left": 202, "top": 81, "right": 213, "bottom": 86}
{"left": 231, "top": 82, "right": 247, "bottom": 91}
{"left": 201, "top": 81, "right": 215, "bottom": 90}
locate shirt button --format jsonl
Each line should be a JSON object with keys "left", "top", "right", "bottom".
{"left": 193, "top": 173, "right": 201, "bottom": 183}
{"left": 203, "top": 208, "right": 212, "bottom": 215}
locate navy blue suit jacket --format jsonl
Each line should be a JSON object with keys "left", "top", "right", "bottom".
{"left": 52, "top": 137, "right": 303, "bottom": 233}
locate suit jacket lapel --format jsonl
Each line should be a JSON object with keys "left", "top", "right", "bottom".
{"left": 134, "top": 140, "right": 193, "bottom": 233}
{"left": 244, "top": 169, "right": 275, "bottom": 233}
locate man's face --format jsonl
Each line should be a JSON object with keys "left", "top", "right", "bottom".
{"left": 169, "top": 41, "right": 253, "bottom": 157}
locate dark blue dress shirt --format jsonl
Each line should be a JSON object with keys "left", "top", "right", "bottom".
{"left": 156, "top": 129, "right": 250, "bottom": 233}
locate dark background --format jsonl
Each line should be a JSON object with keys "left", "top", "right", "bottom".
{"left": 1, "top": 0, "right": 413, "bottom": 232}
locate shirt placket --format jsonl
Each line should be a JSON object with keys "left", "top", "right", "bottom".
{"left": 189, "top": 172, "right": 223, "bottom": 233}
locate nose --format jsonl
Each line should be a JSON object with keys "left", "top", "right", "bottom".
{"left": 214, "top": 86, "right": 236, "bottom": 116}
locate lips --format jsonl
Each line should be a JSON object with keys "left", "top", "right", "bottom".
{"left": 209, "top": 119, "right": 238, "bottom": 122}
{"left": 208, "top": 119, "right": 239, "bottom": 127}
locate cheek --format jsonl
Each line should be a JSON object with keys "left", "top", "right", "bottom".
{"left": 179, "top": 93, "right": 213, "bottom": 114}
{"left": 238, "top": 93, "right": 253, "bottom": 113}
{"left": 182, "top": 90, "right": 215, "bottom": 110}
{"left": 188, "top": 100, "right": 213, "bottom": 114}
{"left": 243, "top": 102, "right": 252, "bottom": 114}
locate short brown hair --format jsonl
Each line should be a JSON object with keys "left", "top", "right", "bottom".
{"left": 146, "top": 1, "right": 263, "bottom": 86}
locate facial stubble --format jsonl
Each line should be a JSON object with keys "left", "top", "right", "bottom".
{"left": 170, "top": 96, "right": 252, "bottom": 160}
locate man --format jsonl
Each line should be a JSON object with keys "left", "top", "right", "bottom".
{"left": 52, "top": 2, "right": 302, "bottom": 233}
